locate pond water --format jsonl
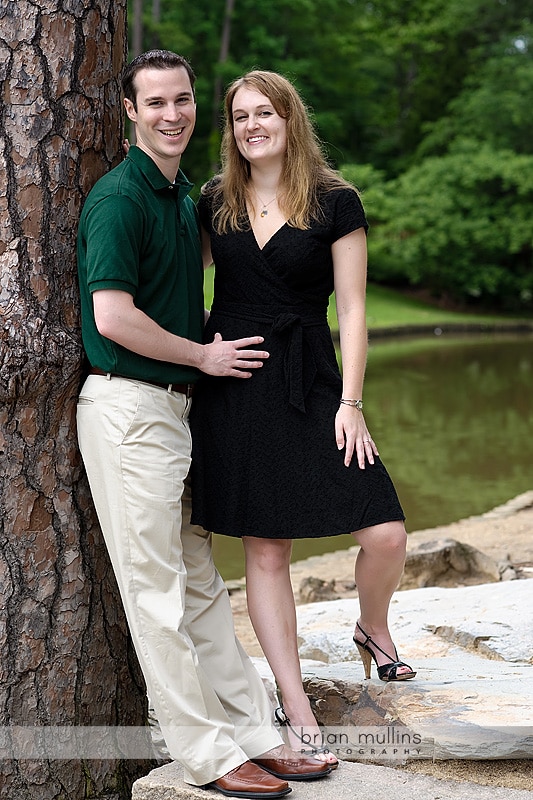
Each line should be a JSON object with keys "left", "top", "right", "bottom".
{"left": 212, "top": 333, "right": 533, "bottom": 580}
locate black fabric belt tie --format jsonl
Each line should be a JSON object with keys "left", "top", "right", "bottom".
{"left": 211, "top": 304, "right": 325, "bottom": 413}
{"left": 271, "top": 312, "right": 319, "bottom": 413}
{"left": 89, "top": 366, "right": 194, "bottom": 397}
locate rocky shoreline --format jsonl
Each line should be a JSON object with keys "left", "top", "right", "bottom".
{"left": 228, "top": 491, "right": 533, "bottom": 791}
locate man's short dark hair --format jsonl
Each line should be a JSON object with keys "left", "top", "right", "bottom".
{"left": 122, "top": 50, "right": 196, "bottom": 109}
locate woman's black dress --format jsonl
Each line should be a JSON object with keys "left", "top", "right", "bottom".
{"left": 190, "top": 187, "right": 404, "bottom": 539}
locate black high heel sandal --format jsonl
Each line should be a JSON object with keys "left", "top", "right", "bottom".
{"left": 274, "top": 706, "right": 338, "bottom": 769}
{"left": 353, "top": 622, "right": 416, "bottom": 682}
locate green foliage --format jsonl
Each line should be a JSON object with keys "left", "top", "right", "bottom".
{"left": 420, "top": 23, "right": 533, "bottom": 157}
{"left": 345, "top": 142, "right": 533, "bottom": 309}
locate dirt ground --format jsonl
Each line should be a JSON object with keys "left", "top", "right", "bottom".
{"left": 228, "top": 491, "right": 533, "bottom": 791}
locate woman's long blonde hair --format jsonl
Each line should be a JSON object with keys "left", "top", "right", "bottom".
{"left": 207, "top": 70, "right": 356, "bottom": 233}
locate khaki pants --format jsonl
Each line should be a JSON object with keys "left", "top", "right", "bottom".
{"left": 77, "top": 374, "right": 281, "bottom": 785}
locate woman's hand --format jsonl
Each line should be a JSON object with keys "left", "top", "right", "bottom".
{"left": 335, "top": 404, "right": 379, "bottom": 469}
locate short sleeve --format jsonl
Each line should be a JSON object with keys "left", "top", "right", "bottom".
{"left": 84, "top": 194, "right": 144, "bottom": 295}
{"left": 327, "top": 188, "right": 368, "bottom": 243}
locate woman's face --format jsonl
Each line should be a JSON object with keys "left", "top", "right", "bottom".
{"left": 231, "top": 86, "right": 287, "bottom": 167}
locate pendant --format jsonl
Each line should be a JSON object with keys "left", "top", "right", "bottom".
{"left": 260, "top": 209, "right": 268, "bottom": 217}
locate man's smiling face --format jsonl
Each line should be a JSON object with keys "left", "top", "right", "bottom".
{"left": 124, "top": 65, "right": 196, "bottom": 180}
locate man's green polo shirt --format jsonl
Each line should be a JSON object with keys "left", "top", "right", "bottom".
{"left": 77, "top": 146, "right": 204, "bottom": 385}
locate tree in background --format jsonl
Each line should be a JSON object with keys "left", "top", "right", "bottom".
{"left": 0, "top": 2, "right": 153, "bottom": 798}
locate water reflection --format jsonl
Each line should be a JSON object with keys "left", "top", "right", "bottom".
{"left": 213, "top": 334, "right": 533, "bottom": 580}
{"left": 363, "top": 333, "right": 532, "bottom": 531}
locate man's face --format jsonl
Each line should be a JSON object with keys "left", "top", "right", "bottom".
{"left": 124, "top": 66, "right": 196, "bottom": 180}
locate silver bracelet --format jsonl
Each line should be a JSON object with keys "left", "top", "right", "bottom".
{"left": 340, "top": 398, "right": 363, "bottom": 410}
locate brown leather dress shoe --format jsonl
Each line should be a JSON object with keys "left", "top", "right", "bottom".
{"left": 205, "top": 760, "right": 292, "bottom": 798}
{"left": 251, "top": 753, "right": 332, "bottom": 781}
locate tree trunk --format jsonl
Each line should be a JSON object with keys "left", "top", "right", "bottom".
{"left": 152, "top": 0, "right": 161, "bottom": 48}
{"left": 0, "top": 2, "right": 154, "bottom": 798}
{"left": 132, "top": 0, "right": 143, "bottom": 57}
{"left": 210, "top": 0, "right": 235, "bottom": 172}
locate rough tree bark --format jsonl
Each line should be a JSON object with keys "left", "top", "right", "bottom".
{"left": 0, "top": 2, "right": 154, "bottom": 798}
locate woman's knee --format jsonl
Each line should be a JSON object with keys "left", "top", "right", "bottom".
{"left": 243, "top": 536, "right": 292, "bottom": 572}
{"left": 354, "top": 521, "right": 407, "bottom": 557}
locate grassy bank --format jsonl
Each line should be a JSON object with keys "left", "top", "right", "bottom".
{"left": 203, "top": 267, "right": 532, "bottom": 334}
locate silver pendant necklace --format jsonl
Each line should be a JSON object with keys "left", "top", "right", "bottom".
{"left": 255, "top": 190, "right": 277, "bottom": 217}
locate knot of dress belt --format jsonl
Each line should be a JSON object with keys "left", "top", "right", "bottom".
{"left": 271, "top": 312, "right": 316, "bottom": 413}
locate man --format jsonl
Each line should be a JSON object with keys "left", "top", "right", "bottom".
{"left": 76, "top": 50, "right": 330, "bottom": 797}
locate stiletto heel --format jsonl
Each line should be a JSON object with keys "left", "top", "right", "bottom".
{"left": 353, "top": 622, "right": 416, "bottom": 682}
{"left": 354, "top": 640, "right": 373, "bottom": 679}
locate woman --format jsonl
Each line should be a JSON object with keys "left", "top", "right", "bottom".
{"left": 190, "top": 71, "right": 415, "bottom": 766}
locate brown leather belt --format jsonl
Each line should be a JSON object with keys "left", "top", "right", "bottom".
{"left": 89, "top": 366, "right": 194, "bottom": 397}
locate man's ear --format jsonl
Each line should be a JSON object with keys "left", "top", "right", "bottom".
{"left": 124, "top": 98, "right": 136, "bottom": 123}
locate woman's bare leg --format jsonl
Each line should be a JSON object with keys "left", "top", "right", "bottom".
{"left": 242, "top": 536, "right": 337, "bottom": 765}
{"left": 352, "top": 521, "right": 413, "bottom": 676}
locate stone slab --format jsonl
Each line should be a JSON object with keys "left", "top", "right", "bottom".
{"left": 298, "top": 659, "right": 533, "bottom": 760}
{"left": 284, "top": 580, "right": 533, "bottom": 760}
{"left": 132, "top": 759, "right": 533, "bottom": 800}
{"left": 295, "top": 580, "right": 533, "bottom": 664}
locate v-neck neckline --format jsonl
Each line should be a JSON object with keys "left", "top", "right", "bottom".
{"left": 248, "top": 214, "right": 288, "bottom": 252}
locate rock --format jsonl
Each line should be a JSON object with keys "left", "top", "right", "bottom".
{"left": 132, "top": 748, "right": 533, "bottom": 800}
{"left": 283, "top": 580, "right": 533, "bottom": 761}
{"left": 498, "top": 555, "right": 519, "bottom": 580}
{"left": 299, "top": 576, "right": 339, "bottom": 602}
{"left": 399, "top": 538, "right": 505, "bottom": 589}
{"left": 294, "top": 658, "right": 533, "bottom": 761}
{"left": 295, "top": 580, "right": 532, "bottom": 664}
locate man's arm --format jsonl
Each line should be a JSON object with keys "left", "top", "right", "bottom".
{"left": 93, "top": 289, "right": 268, "bottom": 378}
